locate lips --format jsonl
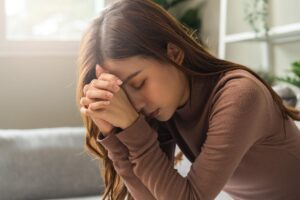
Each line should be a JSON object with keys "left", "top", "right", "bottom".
{"left": 148, "top": 109, "right": 159, "bottom": 119}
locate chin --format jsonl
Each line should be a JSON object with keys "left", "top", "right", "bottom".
{"left": 156, "top": 109, "right": 174, "bottom": 122}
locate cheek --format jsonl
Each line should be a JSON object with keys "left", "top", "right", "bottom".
{"left": 144, "top": 79, "right": 173, "bottom": 106}
{"left": 142, "top": 83, "right": 160, "bottom": 104}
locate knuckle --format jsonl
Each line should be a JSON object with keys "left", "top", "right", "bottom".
{"left": 91, "top": 80, "right": 97, "bottom": 86}
{"left": 86, "top": 91, "right": 92, "bottom": 98}
{"left": 83, "top": 85, "right": 88, "bottom": 94}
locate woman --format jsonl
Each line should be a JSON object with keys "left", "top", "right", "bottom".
{"left": 76, "top": 0, "right": 300, "bottom": 199}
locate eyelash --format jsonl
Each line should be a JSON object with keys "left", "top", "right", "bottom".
{"left": 135, "top": 80, "right": 145, "bottom": 90}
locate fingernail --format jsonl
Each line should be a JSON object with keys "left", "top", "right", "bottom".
{"left": 117, "top": 79, "right": 123, "bottom": 85}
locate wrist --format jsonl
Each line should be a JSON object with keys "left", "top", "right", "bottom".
{"left": 121, "top": 112, "right": 139, "bottom": 129}
{"left": 100, "top": 127, "right": 118, "bottom": 138}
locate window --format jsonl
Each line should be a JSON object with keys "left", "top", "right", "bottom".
{"left": 0, "top": 0, "right": 108, "bottom": 55}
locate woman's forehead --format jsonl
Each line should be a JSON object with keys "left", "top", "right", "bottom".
{"left": 102, "top": 57, "right": 148, "bottom": 77}
{"left": 103, "top": 56, "right": 154, "bottom": 74}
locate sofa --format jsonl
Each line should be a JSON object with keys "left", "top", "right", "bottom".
{"left": 0, "top": 127, "right": 104, "bottom": 200}
{"left": 0, "top": 127, "right": 235, "bottom": 200}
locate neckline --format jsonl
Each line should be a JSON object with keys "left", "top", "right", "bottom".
{"left": 173, "top": 73, "right": 220, "bottom": 120}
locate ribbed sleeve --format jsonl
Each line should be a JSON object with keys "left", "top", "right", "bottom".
{"left": 97, "top": 133, "right": 157, "bottom": 200}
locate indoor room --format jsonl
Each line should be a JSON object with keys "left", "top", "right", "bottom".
{"left": 1, "top": 0, "right": 300, "bottom": 199}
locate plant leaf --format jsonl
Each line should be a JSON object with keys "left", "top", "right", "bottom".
{"left": 179, "top": 8, "right": 200, "bottom": 30}
{"left": 292, "top": 61, "right": 300, "bottom": 68}
{"left": 292, "top": 64, "right": 300, "bottom": 77}
{"left": 276, "top": 76, "right": 300, "bottom": 88}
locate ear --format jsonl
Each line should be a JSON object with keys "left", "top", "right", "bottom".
{"left": 95, "top": 64, "right": 106, "bottom": 79}
{"left": 167, "top": 42, "right": 184, "bottom": 65}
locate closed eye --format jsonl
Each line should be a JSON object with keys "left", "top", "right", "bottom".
{"left": 134, "top": 80, "right": 146, "bottom": 90}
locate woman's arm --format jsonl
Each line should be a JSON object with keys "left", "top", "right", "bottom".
{"left": 97, "top": 128, "right": 176, "bottom": 200}
{"left": 112, "top": 78, "right": 270, "bottom": 200}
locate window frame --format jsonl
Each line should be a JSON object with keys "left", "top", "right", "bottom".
{"left": 0, "top": 0, "right": 110, "bottom": 56}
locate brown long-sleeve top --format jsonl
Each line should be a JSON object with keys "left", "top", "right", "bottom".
{"left": 96, "top": 69, "right": 300, "bottom": 200}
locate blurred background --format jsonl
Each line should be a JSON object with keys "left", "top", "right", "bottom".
{"left": 1, "top": 0, "right": 300, "bottom": 129}
{"left": 0, "top": 0, "right": 299, "bottom": 199}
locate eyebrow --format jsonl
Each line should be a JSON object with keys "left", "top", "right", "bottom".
{"left": 122, "top": 70, "right": 143, "bottom": 85}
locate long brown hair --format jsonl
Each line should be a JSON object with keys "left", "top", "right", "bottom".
{"left": 76, "top": 0, "right": 300, "bottom": 199}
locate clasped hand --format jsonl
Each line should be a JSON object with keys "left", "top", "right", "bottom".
{"left": 80, "top": 64, "right": 139, "bottom": 136}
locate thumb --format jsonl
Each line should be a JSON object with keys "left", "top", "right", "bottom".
{"left": 95, "top": 64, "right": 105, "bottom": 79}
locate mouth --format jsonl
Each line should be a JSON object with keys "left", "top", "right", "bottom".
{"left": 147, "top": 108, "right": 160, "bottom": 119}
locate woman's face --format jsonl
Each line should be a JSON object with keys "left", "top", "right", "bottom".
{"left": 102, "top": 56, "right": 189, "bottom": 121}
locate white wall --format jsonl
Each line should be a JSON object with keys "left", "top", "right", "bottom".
{"left": 201, "top": 0, "right": 300, "bottom": 74}
{"left": 0, "top": 54, "right": 82, "bottom": 129}
{"left": 201, "top": 0, "right": 221, "bottom": 56}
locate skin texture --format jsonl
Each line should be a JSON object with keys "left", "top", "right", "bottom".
{"left": 80, "top": 43, "right": 190, "bottom": 135}
{"left": 80, "top": 68, "right": 139, "bottom": 131}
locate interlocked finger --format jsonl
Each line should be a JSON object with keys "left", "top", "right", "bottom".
{"left": 89, "top": 101, "right": 111, "bottom": 110}
{"left": 83, "top": 84, "right": 90, "bottom": 96}
{"left": 90, "top": 79, "right": 120, "bottom": 93}
{"left": 86, "top": 89, "right": 114, "bottom": 100}
{"left": 80, "top": 97, "right": 95, "bottom": 108}
{"left": 99, "top": 73, "right": 123, "bottom": 85}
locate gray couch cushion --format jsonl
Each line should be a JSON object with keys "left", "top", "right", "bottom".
{"left": 0, "top": 127, "right": 104, "bottom": 200}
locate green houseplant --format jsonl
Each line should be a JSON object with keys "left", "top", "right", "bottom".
{"left": 254, "top": 63, "right": 300, "bottom": 108}
{"left": 153, "top": 0, "right": 203, "bottom": 35}
{"left": 271, "top": 61, "right": 300, "bottom": 107}
{"left": 276, "top": 61, "right": 300, "bottom": 88}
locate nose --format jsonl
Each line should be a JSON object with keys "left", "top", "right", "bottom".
{"left": 126, "top": 89, "right": 146, "bottom": 113}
